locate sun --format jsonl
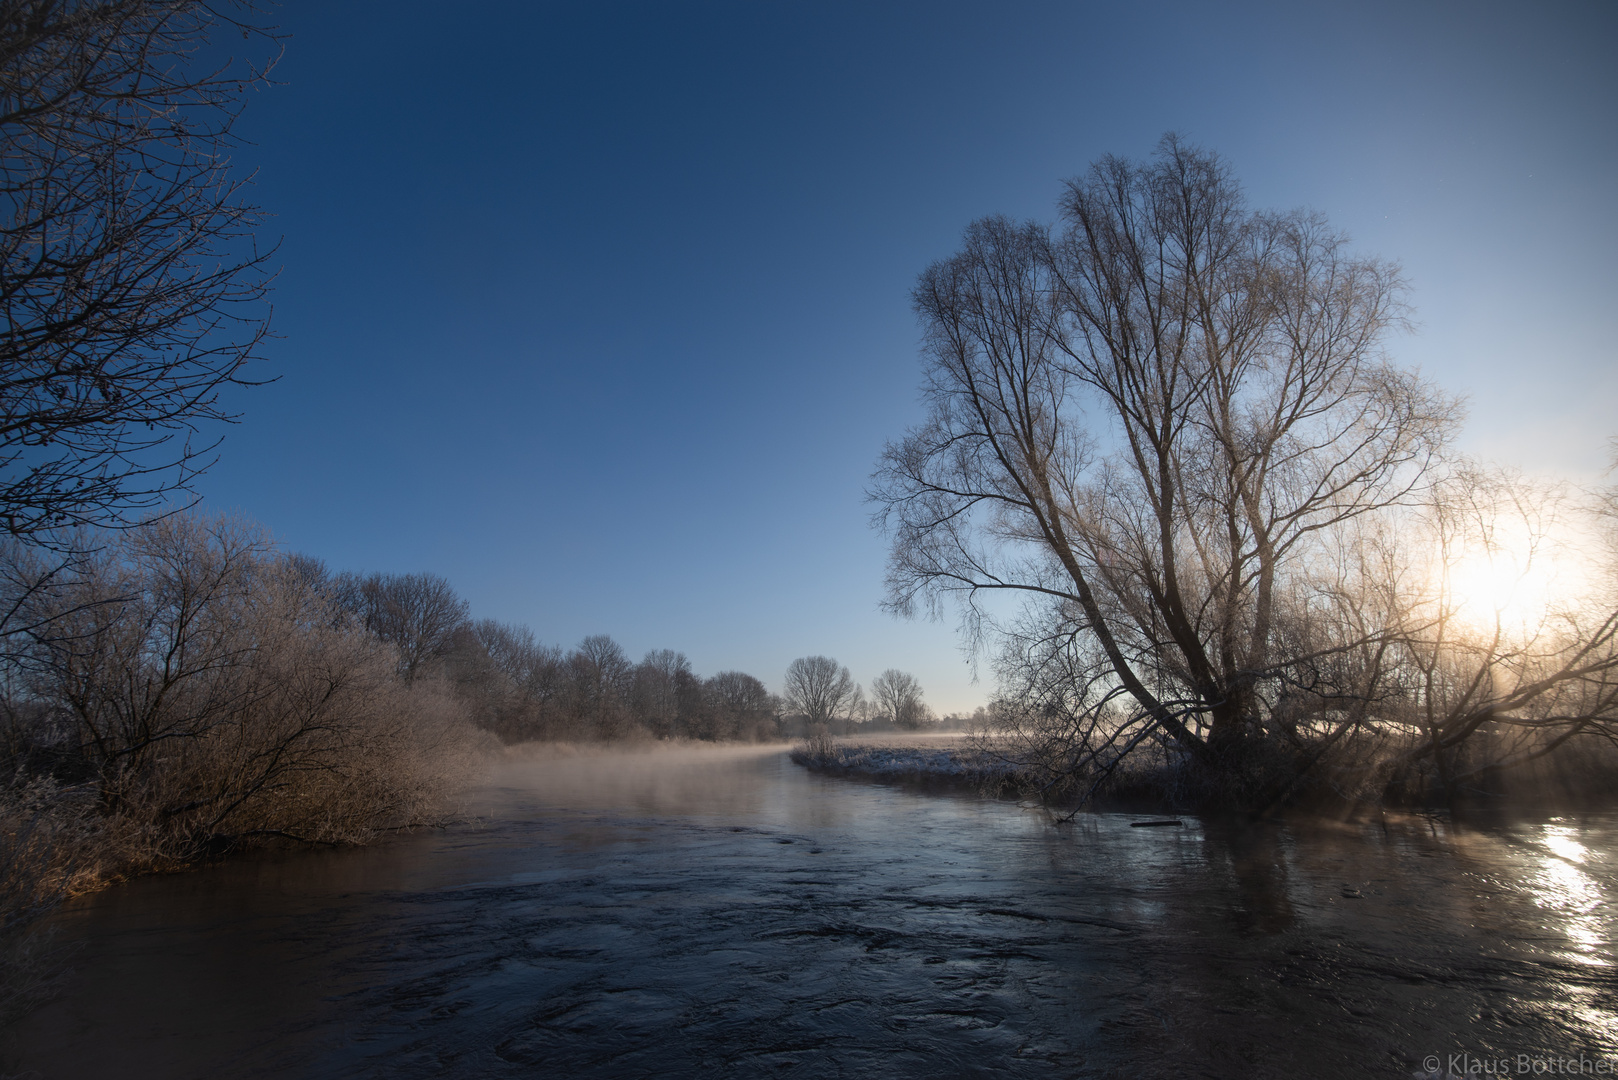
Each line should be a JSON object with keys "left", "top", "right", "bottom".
{"left": 1438, "top": 515, "right": 1587, "bottom": 637}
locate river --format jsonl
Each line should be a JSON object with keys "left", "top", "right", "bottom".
{"left": 6, "top": 743, "right": 1616, "bottom": 1078}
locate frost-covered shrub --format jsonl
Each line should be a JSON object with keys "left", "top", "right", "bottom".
{"left": 2, "top": 515, "right": 480, "bottom": 867}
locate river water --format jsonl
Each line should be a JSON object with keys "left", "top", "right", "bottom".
{"left": 6, "top": 744, "right": 1617, "bottom": 1079}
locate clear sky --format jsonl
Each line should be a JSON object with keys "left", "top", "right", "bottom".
{"left": 199, "top": 1, "right": 1617, "bottom": 714}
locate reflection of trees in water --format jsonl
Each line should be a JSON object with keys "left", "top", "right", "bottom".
{"left": 1202, "top": 821, "right": 1297, "bottom": 935}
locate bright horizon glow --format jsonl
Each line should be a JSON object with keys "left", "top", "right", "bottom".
{"left": 1436, "top": 513, "right": 1596, "bottom": 640}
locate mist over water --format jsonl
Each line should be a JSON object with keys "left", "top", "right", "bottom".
{"left": 8, "top": 745, "right": 1617, "bottom": 1078}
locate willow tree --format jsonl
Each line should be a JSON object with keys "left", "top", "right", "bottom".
{"left": 873, "top": 136, "right": 1462, "bottom": 803}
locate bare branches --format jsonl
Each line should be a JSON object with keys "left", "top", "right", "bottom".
{"left": 0, "top": 1, "right": 281, "bottom": 543}
{"left": 874, "top": 136, "right": 1618, "bottom": 808}
{"left": 3, "top": 513, "right": 477, "bottom": 858}
{"left": 331, "top": 571, "right": 471, "bottom": 684}
{"left": 871, "top": 668, "right": 928, "bottom": 729}
{"left": 782, "top": 655, "right": 856, "bottom": 730}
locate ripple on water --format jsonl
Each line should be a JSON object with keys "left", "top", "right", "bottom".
{"left": 6, "top": 745, "right": 1618, "bottom": 1079}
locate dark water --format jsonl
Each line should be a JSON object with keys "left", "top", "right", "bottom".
{"left": 6, "top": 745, "right": 1617, "bottom": 1079}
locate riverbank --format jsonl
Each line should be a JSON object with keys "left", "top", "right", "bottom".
{"left": 787, "top": 736, "right": 1189, "bottom": 812}
{"left": 788, "top": 734, "right": 1023, "bottom": 796}
{"left": 791, "top": 731, "right": 1618, "bottom": 819}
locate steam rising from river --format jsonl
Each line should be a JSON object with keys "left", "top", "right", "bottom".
{"left": 490, "top": 742, "right": 798, "bottom": 813}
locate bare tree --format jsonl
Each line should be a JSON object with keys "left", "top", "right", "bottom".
{"left": 565, "top": 634, "right": 632, "bottom": 738}
{"left": 782, "top": 656, "right": 856, "bottom": 731}
{"left": 0, "top": 2, "right": 280, "bottom": 543}
{"left": 333, "top": 571, "right": 470, "bottom": 683}
{"left": 873, "top": 135, "right": 1465, "bottom": 804}
{"left": 630, "top": 649, "right": 690, "bottom": 736}
{"left": 704, "top": 670, "right": 775, "bottom": 740}
{"left": 516, "top": 641, "right": 568, "bottom": 736}
{"left": 871, "top": 668, "right": 927, "bottom": 729}
{"left": 469, "top": 619, "right": 542, "bottom": 684}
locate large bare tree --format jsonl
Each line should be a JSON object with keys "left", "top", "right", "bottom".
{"left": 0, "top": 1, "right": 279, "bottom": 543}
{"left": 871, "top": 668, "right": 927, "bottom": 729}
{"left": 782, "top": 655, "right": 856, "bottom": 730}
{"left": 873, "top": 135, "right": 1484, "bottom": 803}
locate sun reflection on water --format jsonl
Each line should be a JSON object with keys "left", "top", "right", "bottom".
{"left": 1524, "top": 823, "right": 1617, "bottom": 1048}
{"left": 1529, "top": 826, "right": 1605, "bottom": 961}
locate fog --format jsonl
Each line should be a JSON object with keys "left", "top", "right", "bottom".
{"left": 488, "top": 742, "right": 802, "bottom": 817}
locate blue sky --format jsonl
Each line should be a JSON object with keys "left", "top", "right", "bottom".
{"left": 199, "top": 1, "right": 1618, "bottom": 713}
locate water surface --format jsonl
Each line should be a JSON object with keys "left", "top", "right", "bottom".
{"left": 8, "top": 744, "right": 1617, "bottom": 1078}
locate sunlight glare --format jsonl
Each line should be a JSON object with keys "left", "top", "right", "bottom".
{"left": 1528, "top": 826, "right": 1609, "bottom": 968}
{"left": 1438, "top": 517, "right": 1592, "bottom": 637}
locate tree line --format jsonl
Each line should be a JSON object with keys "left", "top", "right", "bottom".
{"left": 0, "top": 512, "right": 941, "bottom": 884}
{"left": 0, "top": 517, "right": 868, "bottom": 875}
{"left": 314, "top": 563, "right": 782, "bottom": 743}
{"left": 304, "top": 564, "right": 941, "bottom": 743}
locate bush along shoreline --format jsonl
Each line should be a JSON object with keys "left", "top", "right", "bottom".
{"left": 0, "top": 512, "right": 809, "bottom": 1021}
{"left": 0, "top": 516, "right": 493, "bottom": 1020}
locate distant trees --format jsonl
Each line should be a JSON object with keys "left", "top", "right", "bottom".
{"left": 871, "top": 669, "right": 929, "bottom": 730}
{"left": 630, "top": 649, "right": 694, "bottom": 738}
{"left": 873, "top": 134, "right": 1618, "bottom": 808}
{"left": 441, "top": 619, "right": 561, "bottom": 743}
{"left": 448, "top": 631, "right": 635, "bottom": 742}
{"left": 782, "top": 656, "right": 857, "bottom": 732}
{"left": 703, "top": 670, "right": 777, "bottom": 740}
{"left": 435, "top": 627, "right": 783, "bottom": 744}
{"left": 333, "top": 572, "right": 470, "bottom": 683}
{"left": 0, "top": 1, "right": 280, "bottom": 543}
{"left": 563, "top": 634, "right": 630, "bottom": 738}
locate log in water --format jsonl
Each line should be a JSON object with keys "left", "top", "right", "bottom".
{"left": 6, "top": 744, "right": 1616, "bottom": 1078}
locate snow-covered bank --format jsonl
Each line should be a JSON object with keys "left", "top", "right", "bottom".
{"left": 789, "top": 739, "right": 1020, "bottom": 793}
